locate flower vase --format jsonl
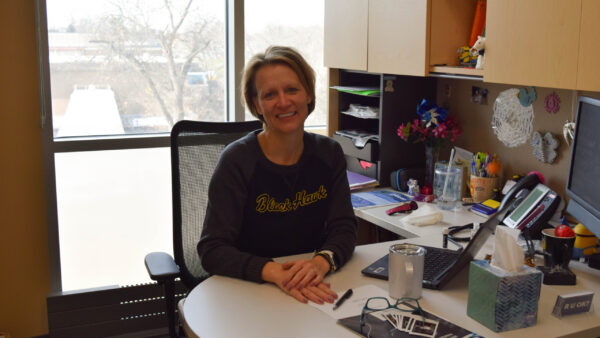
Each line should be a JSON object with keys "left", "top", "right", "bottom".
{"left": 424, "top": 145, "right": 439, "bottom": 189}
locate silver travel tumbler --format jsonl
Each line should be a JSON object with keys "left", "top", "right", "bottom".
{"left": 388, "top": 244, "right": 426, "bottom": 299}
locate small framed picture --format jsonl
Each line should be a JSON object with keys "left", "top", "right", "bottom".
{"left": 471, "top": 86, "right": 488, "bottom": 104}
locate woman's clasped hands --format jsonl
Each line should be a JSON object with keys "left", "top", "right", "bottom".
{"left": 261, "top": 257, "right": 338, "bottom": 305}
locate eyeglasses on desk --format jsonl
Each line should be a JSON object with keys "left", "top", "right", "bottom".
{"left": 359, "top": 296, "right": 424, "bottom": 335}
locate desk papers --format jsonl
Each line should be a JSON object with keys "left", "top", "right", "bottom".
{"left": 309, "top": 285, "right": 483, "bottom": 337}
{"left": 347, "top": 170, "right": 378, "bottom": 191}
{"left": 330, "top": 86, "right": 381, "bottom": 97}
{"left": 309, "top": 284, "right": 388, "bottom": 320}
{"left": 351, "top": 189, "right": 411, "bottom": 209}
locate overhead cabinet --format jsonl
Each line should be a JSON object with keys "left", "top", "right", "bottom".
{"left": 324, "top": 0, "right": 481, "bottom": 77}
{"left": 325, "top": 0, "right": 600, "bottom": 91}
{"left": 484, "top": 0, "right": 580, "bottom": 90}
{"left": 485, "top": 0, "right": 600, "bottom": 92}
{"left": 367, "top": 0, "right": 429, "bottom": 76}
{"left": 576, "top": 0, "right": 600, "bottom": 92}
{"left": 323, "top": 0, "right": 368, "bottom": 71}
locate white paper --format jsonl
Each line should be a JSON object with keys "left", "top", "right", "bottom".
{"left": 309, "top": 284, "right": 390, "bottom": 320}
{"left": 453, "top": 146, "right": 473, "bottom": 166}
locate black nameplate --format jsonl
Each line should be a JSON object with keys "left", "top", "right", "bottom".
{"left": 552, "top": 291, "right": 594, "bottom": 318}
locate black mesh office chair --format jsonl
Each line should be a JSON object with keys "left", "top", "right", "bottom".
{"left": 144, "top": 120, "right": 262, "bottom": 338}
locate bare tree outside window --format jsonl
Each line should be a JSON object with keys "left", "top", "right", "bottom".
{"left": 49, "top": 0, "right": 226, "bottom": 137}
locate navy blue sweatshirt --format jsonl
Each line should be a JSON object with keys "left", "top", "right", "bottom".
{"left": 197, "top": 130, "right": 357, "bottom": 283}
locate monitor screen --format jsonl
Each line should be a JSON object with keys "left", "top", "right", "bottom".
{"left": 566, "top": 96, "right": 600, "bottom": 238}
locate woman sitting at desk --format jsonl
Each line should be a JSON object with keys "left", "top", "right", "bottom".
{"left": 197, "top": 46, "right": 357, "bottom": 304}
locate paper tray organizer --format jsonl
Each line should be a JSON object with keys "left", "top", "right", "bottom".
{"left": 333, "top": 133, "right": 379, "bottom": 162}
{"left": 334, "top": 132, "right": 379, "bottom": 180}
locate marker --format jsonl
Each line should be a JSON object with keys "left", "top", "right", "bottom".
{"left": 333, "top": 289, "right": 353, "bottom": 310}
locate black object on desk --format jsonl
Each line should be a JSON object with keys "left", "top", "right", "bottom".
{"left": 390, "top": 167, "right": 424, "bottom": 192}
{"left": 333, "top": 289, "right": 353, "bottom": 310}
{"left": 589, "top": 253, "right": 600, "bottom": 270}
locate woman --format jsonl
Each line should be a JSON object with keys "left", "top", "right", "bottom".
{"left": 197, "top": 46, "right": 357, "bottom": 304}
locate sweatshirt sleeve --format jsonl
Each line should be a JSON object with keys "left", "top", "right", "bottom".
{"left": 197, "top": 143, "right": 271, "bottom": 283}
{"left": 319, "top": 140, "right": 358, "bottom": 269}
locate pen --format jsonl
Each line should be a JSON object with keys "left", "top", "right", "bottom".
{"left": 333, "top": 289, "right": 353, "bottom": 310}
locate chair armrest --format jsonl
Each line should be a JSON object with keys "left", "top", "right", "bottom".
{"left": 145, "top": 252, "right": 180, "bottom": 282}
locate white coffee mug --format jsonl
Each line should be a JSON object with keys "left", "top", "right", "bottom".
{"left": 388, "top": 244, "right": 426, "bottom": 299}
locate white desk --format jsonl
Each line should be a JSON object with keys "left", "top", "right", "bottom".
{"left": 355, "top": 201, "right": 488, "bottom": 238}
{"left": 181, "top": 235, "right": 600, "bottom": 338}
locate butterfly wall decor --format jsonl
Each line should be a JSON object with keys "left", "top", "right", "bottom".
{"left": 531, "top": 131, "right": 559, "bottom": 163}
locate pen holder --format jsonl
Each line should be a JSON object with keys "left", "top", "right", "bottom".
{"left": 469, "top": 176, "right": 498, "bottom": 203}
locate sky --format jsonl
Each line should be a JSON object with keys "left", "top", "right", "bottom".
{"left": 46, "top": 0, "right": 323, "bottom": 33}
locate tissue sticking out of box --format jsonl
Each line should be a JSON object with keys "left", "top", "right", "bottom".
{"left": 491, "top": 227, "right": 524, "bottom": 272}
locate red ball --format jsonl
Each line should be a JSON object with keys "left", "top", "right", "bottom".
{"left": 421, "top": 184, "right": 433, "bottom": 195}
{"left": 555, "top": 225, "right": 575, "bottom": 237}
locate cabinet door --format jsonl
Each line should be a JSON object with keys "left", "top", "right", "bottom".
{"left": 485, "top": 0, "right": 581, "bottom": 89}
{"left": 323, "top": 0, "right": 368, "bottom": 70}
{"left": 577, "top": 0, "right": 600, "bottom": 91}
{"left": 368, "top": 0, "right": 430, "bottom": 76}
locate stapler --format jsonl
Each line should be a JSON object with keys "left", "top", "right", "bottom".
{"left": 386, "top": 201, "right": 418, "bottom": 215}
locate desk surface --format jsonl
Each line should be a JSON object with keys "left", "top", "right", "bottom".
{"left": 355, "top": 200, "right": 488, "bottom": 238}
{"left": 182, "top": 235, "right": 600, "bottom": 338}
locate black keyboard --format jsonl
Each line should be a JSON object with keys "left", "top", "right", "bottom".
{"left": 423, "top": 246, "right": 460, "bottom": 280}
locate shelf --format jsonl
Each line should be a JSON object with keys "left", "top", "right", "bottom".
{"left": 429, "top": 65, "right": 484, "bottom": 77}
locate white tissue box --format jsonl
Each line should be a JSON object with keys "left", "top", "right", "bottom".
{"left": 467, "top": 260, "right": 542, "bottom": 332}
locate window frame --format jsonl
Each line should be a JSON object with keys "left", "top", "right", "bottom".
{"left": 37, "top": 0, "right": 326, "bottom": 292}
{"left": 35, "top": 0, "right": 245, "bottom": 292}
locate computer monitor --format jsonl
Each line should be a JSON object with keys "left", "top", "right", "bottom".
{"left": 566, "top": 96, "right": 600, "bottom": 238}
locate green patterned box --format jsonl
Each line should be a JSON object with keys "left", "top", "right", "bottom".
{"left": 467, "top": 260, "right": 542, "bottom": 332}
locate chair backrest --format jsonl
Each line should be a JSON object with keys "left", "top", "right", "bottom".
{"left": 171, "top": 120, "right": 262, "bottom": 289}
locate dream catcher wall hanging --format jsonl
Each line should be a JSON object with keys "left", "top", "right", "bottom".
{"left": 492, "top": 88, "right": 534, "bottom": 147}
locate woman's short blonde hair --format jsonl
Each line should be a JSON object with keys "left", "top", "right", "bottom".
{"left": 241, "top": 46, "right": 316, "bottom": 122}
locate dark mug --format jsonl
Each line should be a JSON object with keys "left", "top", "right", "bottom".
{"left": 541, "top": 228, "right": 575, "bottom": 269}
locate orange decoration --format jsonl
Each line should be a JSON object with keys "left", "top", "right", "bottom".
{"left": 469, "top": 0, "right": 487, "bottom": 47}
{"left": 485, "top": 154, "right": 501, "bottom": 177}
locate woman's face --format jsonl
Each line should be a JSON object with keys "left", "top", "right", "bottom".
{"left": 253, "top": 64, "right": 312, "bottom": 136}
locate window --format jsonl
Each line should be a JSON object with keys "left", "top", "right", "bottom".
{"left": 39, "top": 0, "right": 326, "bottom": 292}
{"left": 244, "top": 0, "right": 326, "bottom": 127}
{"left": 47, "top": 0, "right": 227, "bottom": 137}
{"left": 54, "top": 148, "right": 171, "bottom": 290}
